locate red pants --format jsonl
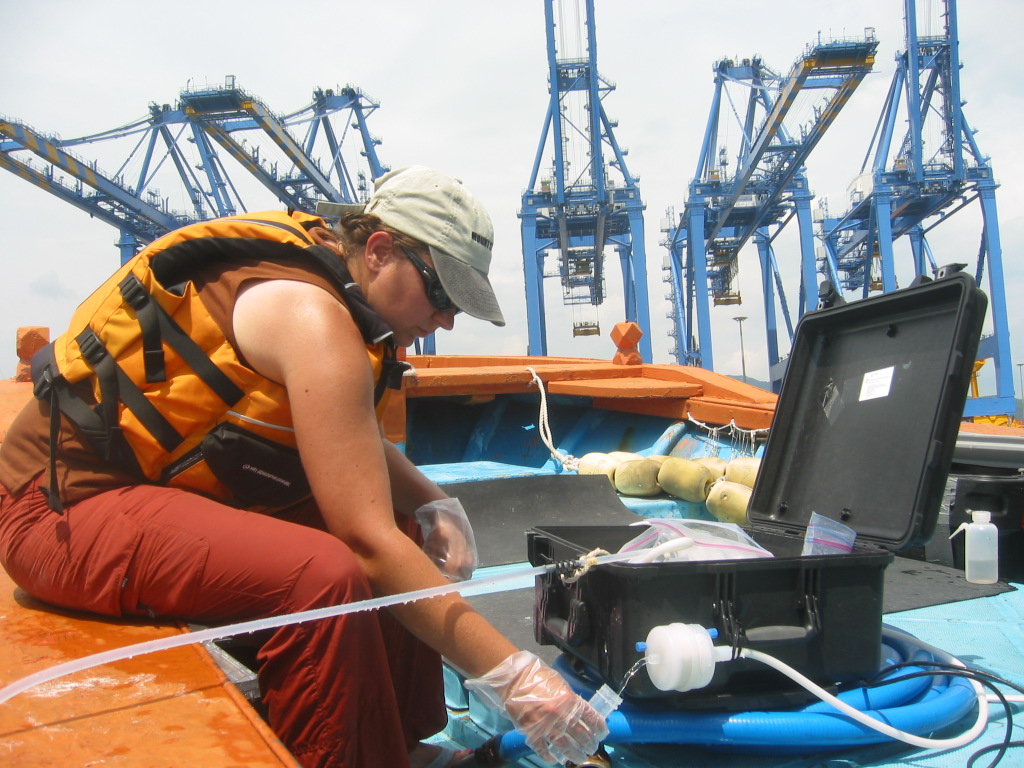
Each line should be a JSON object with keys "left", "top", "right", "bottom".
{"left": 0, "top": 476, "right": 447, "bottom": 768}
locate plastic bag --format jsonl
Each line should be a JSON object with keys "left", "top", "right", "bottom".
{"left": 414, "top": 498, "right": 479, "bottom": 582}
{"left": 801, "top": 512, "right": 857, "bottom": 556}
{"left": 618, "top": 518, "right": 773, "bottom": 563}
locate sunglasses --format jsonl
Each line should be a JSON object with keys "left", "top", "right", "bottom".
{"left": 399, "top": 245, "right": 461, "bottom": 314}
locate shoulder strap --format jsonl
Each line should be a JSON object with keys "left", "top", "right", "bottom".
{"left": 31, "top": 342, "right": 146, "bottom": 513}
{"left": 375, "top": 344, "right": 412, "bottom": 404}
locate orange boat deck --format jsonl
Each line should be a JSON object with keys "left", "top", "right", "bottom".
{"left": 0, "top": 567, "right": 298, "bottom": 766}
{"left": 1, "top": 357, "right": 295, "bottom": 763}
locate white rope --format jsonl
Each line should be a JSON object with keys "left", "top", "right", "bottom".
{"left": 526, "top": 367, "right": 579, "bottom": 472}
{"left": 526, "top": 367, "right": 769, "bottom": 468}
{"left": 686, "top": 412, "right": 769, "bottom": 457}
{"left": 561, "top": 548, "right": 611, "bottom": 584}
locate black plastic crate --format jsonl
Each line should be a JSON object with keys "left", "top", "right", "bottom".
{"left": 530, "top": 270, "right": 987, "bottom": 708}
{"left": 529, "top": 524, "right": 891, "bottom": 708}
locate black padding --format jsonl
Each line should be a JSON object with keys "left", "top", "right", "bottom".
{"left": 883, "top": 558, "right": 1013, "bottom": 614}
{"left": 440, "top": 474, "right": 639, "bottom": 568}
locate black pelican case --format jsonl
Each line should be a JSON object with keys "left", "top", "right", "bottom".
{"left": 528, "top": 269, "right": 987, "bottom": 708}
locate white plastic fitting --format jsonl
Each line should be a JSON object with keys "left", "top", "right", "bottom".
{"left": 588, "top": 683, "right": 623, "bottom": 718}
{"left": 638, "top": 623, "right": 732, "bottom": 692}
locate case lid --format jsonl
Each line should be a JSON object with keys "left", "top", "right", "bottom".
{"left": 748, "top": 271, "right": 987, "bottom": 550}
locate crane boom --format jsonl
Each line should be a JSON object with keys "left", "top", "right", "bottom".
{"left": 662, "top": 34, "right": 876, "bottom": 374}
{"left": 0, "top": 78, "right": 388, "bottom": 264}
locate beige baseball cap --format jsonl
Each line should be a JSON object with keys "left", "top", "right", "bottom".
{"left": 317, "top": 166, "right": 505, "bottom": 326}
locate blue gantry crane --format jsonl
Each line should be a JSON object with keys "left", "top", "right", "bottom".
{"left": 0, "top": 77, "right": 388, "bottom": 264}
{"left": 520, "top": 0, "right": 652, "bottom": 361}
{"left": 817, "top": 0, "right": 1012, "bottom": 418}
{"left": 661, "top": 35, "right": 877, "bottom": 384}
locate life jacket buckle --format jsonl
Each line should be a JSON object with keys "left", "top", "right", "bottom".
{"left": 32, "top": 362, "right": 55, "bottom": 400}
{"left": 119, "top": 273, "right": 151, "bottom": 309}
{"left": 30, "top": 343, "right": 60, "bottom": 399}
{"left": 77, "top": 330, "right": 109, "bottom": 367}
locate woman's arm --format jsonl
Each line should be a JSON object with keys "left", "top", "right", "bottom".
{"left": 381, "top": 437, "right": 447, "bottom": 515}
{"left": 233, "top": 278, "right": 516, "bottom": 674}
{"left": 235, "top": 278, "right": 607, "bottom": 762}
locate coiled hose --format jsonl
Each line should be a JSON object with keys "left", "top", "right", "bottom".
{"left": 459, "top": 624, "right": 983, "bottom": 765}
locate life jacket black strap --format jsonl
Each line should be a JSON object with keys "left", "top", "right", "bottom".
{"left": 30, "top": 349, "right": 66, "bottom": 514}
{"left": 31, "top": 342, "right": 146, "bottom": 513}
{"left": 119, "top": 273, "right": 166, "bottom": 383}
{"left": 43, "top": 381, "right": 64, "bottom": 513}
{"left": 75, "top": 329, "right": 121, "bottom": 450}
{"left": 118, "top": 273, "right": 245, "bottom": 407}
{"left": 305, "top": 245, "right": 396, "bottom": 347}
{"left": 374, "top": 343, "right": 411, "bottom": 406}
{"left": 75, "top": 328, "right": 185, "bottom": 456}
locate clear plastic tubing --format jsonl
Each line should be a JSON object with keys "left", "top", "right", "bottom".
{"left": 0, "top": 549, "right": 640, "bottom": 706}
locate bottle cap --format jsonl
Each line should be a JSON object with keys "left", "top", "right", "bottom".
{"left": 972, "top": 510, "right": 992, "bottom": 523}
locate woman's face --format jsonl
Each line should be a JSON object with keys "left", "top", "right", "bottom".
{"left": 367, "top": 233, "right": 459, "bottom": 347}
{"left": 309, "top": 227, "right": 459, "bottom": 348}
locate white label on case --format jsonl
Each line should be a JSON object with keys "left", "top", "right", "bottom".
{"left": 859, "top": 366, "right": 895, "bottom": 401}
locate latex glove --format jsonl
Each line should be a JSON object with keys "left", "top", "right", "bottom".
{"left": 464, "top": 651, "right": 608, "bottom": 765}
{"left": 414, "top": 498, "right": 478, "bottom": 582}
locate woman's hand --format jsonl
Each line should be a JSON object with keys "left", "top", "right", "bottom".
{"left": 464, "top": 651, "right": 608, "bottom": 765}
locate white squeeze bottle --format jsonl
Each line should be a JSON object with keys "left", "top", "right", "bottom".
{"left": 949, "top": 510, "right": 999, "bottom": 584}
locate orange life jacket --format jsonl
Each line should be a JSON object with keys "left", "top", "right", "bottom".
{"left": 32, "top": 210, "right": 406, "bottom": 512}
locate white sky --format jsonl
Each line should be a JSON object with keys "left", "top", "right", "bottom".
{"left": 1, "top": 0, "right": 1021, "bottom": 395}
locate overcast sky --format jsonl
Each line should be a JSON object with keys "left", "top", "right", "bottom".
{"left": 2, "top": 0, "right": 1021, "bottom": 397}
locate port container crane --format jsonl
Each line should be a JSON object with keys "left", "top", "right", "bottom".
{"left": 520, "top": 0, "right": 652, "bottom": 361}
{"left": 817, "top": 0, "right": 1012, "bottom": 418}
{"left": 662, "top": 35, "right": 877, "bottom": 383}
{"left": 0, "top": 77, "right": 387, "bottom": 264}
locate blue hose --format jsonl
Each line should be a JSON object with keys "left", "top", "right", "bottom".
{"left": 490, "top": 626, "right": 980, "bottom": 760}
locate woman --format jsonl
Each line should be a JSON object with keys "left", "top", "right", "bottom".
{"left": 0, "top": 166, "right": 606, "bottom": 768}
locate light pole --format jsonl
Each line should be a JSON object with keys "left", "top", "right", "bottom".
{"left": 734, "top": 316, "right": 748, "bottom": 384}
{"left": 1017, "top": 363, "right": 1023, "bottom": 417}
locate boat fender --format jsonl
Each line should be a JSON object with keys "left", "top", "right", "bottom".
{"left": 577, "top": 451, "right": 644, "bottom": 484}
{"left": 692, "top": 456, "right": 727, "bottom": 481}
{"left": 614, "top": 459, "right": 662, "bottom": 497}
{"left": 576, "top": 452, "right": 619, "bottom": 482}
{"left": 724, "top": 456, "right": 761, "bottom": 488}
{"left": 705, "top": 480, "right": 752, "bottom": 526}
{"left": 657, "top": 457, "right": 714, "bottom": 502}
